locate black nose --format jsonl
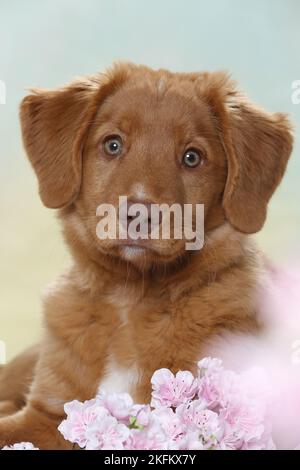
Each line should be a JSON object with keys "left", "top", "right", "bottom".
{"left": 127, "top": 200, "right": 152, "bottom": 223}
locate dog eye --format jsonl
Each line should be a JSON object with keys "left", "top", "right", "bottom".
{"left": 182, "top": 149, "right": 203, "bottom": 168}
{"left": 103, "top": 136, "right": 123, "bottom": 157}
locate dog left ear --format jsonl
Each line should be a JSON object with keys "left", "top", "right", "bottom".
{"left": 199, "top": 73, "right": 293, "bottom": 234}
{"left": 223, "top": 101, "right": 293, "bottom": 234}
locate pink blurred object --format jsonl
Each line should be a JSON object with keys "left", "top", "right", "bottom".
{"left": 204, "top": 263, "right": 300, "bottom": 450}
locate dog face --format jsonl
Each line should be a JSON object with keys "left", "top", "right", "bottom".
{"left": 77, "top": 73, "right": 229, "bottom": 266}
{"left": 20, "top": 63, "right": 293, "bottom": 270}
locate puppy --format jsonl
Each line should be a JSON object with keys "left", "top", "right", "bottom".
{"left": 0, "top": 63, "right": 293, "bottom": 449}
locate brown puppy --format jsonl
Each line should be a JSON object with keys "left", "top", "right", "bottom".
{"left": 0, "top": 63, "right": 293, "bottom": 449}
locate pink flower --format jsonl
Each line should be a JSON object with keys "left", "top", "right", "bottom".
{"left": 176, "top": 432, "right": 204, "bottom": 450}
{"left": 198, "top": 357, "right": 223, "bottom": 377}
{"left": 217, "top": 368, "right": 273, "bottom": 449}
{"left": 199, "top": 368, "right": 240, "bottom": 410}
{"left": 85, "top": 414, "right": 129, "bottom": 450}
{"left": 97, "top": 391, "right": 134, "bottom": 423}
{"left": 124, "top": 419, "right": 169, "bottom": 450}
{"left": 176, "top": 400, "right": 221, "bottom": 448}
{"left": 199, "top": 374, "right": 222, "bottom": 408}
{"left": 151, "top": 369, "right": 198, "bottom": 408}
{"left": 152, "top": 407, "right": 184, "bottom": 441}
{"left": 2, "top": 442, "right": 38, "bottom": 450}
{"left": 58, "top": 399, "right": 105, "bottom": 448}
{"left": 131, "top": 404, "right": 152, "bottom": 427}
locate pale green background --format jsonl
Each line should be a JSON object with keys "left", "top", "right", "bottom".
{"left": 0, "top": 0, "right": 299, "bottom": 360}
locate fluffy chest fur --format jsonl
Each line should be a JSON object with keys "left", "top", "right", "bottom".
{"left": 38, "top": 235, "right": 261, "bottom": 409}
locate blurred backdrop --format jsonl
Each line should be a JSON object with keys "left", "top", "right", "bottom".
{"left": 0, "top": 0, "right": 299, "bottom": 360}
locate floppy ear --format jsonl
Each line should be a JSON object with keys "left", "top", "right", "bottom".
{"left": 199, "top": 73, "right": 293, "bottom": 234}
{"left": 223, "top": 100, "right": 293, "bottom": 233}
{"left": 20, "top": 77, "right": 103, "bottom": 208}
{"left": 19, "top": 62, "right": 133, "bottom": 208}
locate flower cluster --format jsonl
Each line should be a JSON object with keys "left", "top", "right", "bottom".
{"left": 56, "top": 358, "right": 275, "bottom": 450}
{"left": 2, "top": 442, "right": 38, "bottom": 451}
{"left": 1, "top": 358, "right": 277, "bottom": 451}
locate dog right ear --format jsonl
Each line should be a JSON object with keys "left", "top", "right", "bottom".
{"left": 20, "top": 77, "right": 104, "bottom": 208}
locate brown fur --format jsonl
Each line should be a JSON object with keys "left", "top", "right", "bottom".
{"left": 0, "top": 63, "right": 293, "bottom": 448}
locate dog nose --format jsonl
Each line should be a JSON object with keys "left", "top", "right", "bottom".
{"left": 119, "top": 199, "right": 163, "bottom": 237}
{"left": 127, "top": 200, "right": 153, "bottom": 223}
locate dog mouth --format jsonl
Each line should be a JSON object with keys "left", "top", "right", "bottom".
{"left": 119, "top": 244, "right": 149, "bottom": 261}
{"left": 115, "top": 239, "right": 159, "bottom": 259}
{"left": 91, "top": 233, "right": 190, "bottom": 271}
{"left": 116, "top": 238, "right": 155, "bottom": 248}
{"left": 113, "top": 238, "right": 188, "bottom": 266}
